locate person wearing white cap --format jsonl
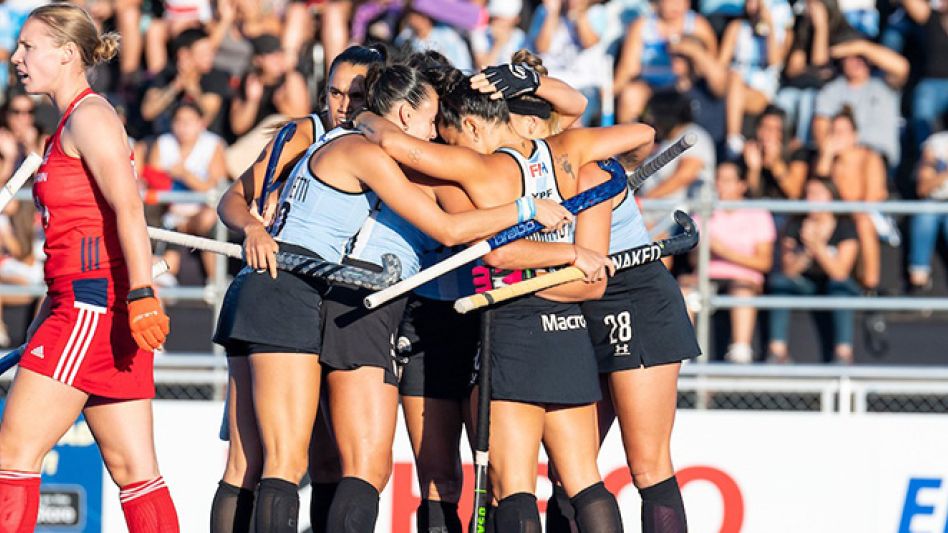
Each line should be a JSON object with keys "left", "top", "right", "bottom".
{"left": 471, "top": 0, "right": 527, "bottom": 69}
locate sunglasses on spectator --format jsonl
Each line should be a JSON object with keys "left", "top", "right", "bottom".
{"left": 8, "top": 107, "right": 32, "bottom": 115}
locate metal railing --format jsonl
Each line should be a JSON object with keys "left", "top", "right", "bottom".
{"left": 3, "top": 184, "right": 948, "bottom": 366}
{"left": 1, "top": 355, "right": 943, "bottom": 413}
{"left": 2, "top": 186, "right": 231, "bottom": 353}
{"left": 640, "top": 189, "right": 948, "bottom": 358}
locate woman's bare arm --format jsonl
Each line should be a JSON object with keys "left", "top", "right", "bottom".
{"left": 809, "top": 237, "right": 858, "bottom": 280}
{"left": 534, "top": 75, "right": 588, "bottom": 129}
{"left": 711, "top": 238, "right": 774, "bottom": 272}
{"left": 355, "top": 111, "right": 511, "bottom": 187}
{"left": 68, "top": 101, "right": 152, "bottom": 288}
{"left": 613, "top": 19, "right": 644, "bottom": 93}
{"left": 536, "top": 162, "right": 612, "bottom": 301}
{"left": 549, "top": 123, "right": 656, "bottom": 178}
{"left": 355, "top": 140, "right": 571, "bottom": 246}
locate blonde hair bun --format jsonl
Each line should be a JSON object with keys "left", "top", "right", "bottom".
{"left": 92, "top": 32, "right": 121, "bottom": 65}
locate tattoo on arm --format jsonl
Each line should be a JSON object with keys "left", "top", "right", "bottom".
{"left": 408, "top": 148, "right": 422, "bottom": 164}
{"left": 557, "top": 154, "right": 576, "bottom": 179}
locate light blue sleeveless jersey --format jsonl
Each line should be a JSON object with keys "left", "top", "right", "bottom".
{"left": 609, "top": 191, "right": 651, "bottom": 253}
{"left": 598, "top": 158, "right": 651, "bottom": 254}
{"left": 269, "top": 126, "right": 374, "bottom": 262}
{"left": 345, "top": 198, "right": 435, "bottom": 279}
{"left": 414, "top": 241, "right": 477, "bottom": 301}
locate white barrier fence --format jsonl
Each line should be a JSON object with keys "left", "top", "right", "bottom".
{"left": 64, "top": 402, "right": 945, "bottom": 533}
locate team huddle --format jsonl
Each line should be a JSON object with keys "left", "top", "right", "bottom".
{"left": 0, "top": 3, "right": 699, "bottom": 533}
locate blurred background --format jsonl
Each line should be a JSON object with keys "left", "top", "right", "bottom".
{"left": 0, "top": 0, "right": 946, "bottom": 531}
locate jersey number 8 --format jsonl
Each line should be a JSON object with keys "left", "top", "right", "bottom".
{"left": 603, "top": 311, "right": 633, "bottom": 344}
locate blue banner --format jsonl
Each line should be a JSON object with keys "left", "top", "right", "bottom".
{"left": 0, "top": 400, "right": 104, "bottom": 532}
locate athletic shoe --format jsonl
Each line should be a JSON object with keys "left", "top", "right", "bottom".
{"left": 725, "top": 343, "right": 754, "bottom": 364}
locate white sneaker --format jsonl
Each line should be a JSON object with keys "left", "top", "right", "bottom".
{"left": 725, "top": 343, "right": 754, "bottom": 364}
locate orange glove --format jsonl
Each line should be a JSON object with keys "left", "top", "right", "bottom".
{"left": 127, "top": 286, "right": 170, "bottom": 351}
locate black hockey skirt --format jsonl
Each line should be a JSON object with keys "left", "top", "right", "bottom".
{"left": 580, "top": 261, "right": 700, "bottom": 373}
{"left": 319, "top": 284, "right": 408, "bottom": 386}
{"left": 488, "top": 295, "right": 600, "bottom": 405}
{"left": 213, "top": 254, "right": 327, "bottom": 357}
{"left": 397, "top": 295, "right": 479, "bottom": 399}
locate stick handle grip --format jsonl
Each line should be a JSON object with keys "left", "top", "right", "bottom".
{"left": 628, "top": 133, "right": 697, "bottom": 191}
{"left": 454, "top": 267, "right": 584, "bottom": 314}
{"left": 259, "top": 122, "right": 297, "bottom": 214}
{"left": 0, "top": 153, "right": 42, "bottom": 212}
{"left": 0, "top": 345, "right": 24, "bottom": 376}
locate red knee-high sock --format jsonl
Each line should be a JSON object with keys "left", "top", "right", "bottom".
{"left": 0, "top": 470, "right": 41, "bottom": 533}
{"left": 119, "top": 476, "right": 180, "bottom": 533}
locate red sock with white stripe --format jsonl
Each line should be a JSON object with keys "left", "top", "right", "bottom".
{"left": 119, "top": 476, "right": 180, "bottom": 533}
{"left": 0, "top": 470, "right": 41, "bottom": 533}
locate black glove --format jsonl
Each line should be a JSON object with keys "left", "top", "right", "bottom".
{"left": 482, "top": 63, "right": 541, "bottom": 99}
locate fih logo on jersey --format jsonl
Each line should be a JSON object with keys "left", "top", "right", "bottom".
{"left": 528, "top": 162, "right": 549, "bottom": 178}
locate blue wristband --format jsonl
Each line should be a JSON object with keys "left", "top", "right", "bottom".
{"left": 515, "top": 196, "right": 528, "bottom": 223}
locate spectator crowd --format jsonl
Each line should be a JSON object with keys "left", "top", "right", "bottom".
{"left": 0, "top": 0, "right": 945, "bottom": 363}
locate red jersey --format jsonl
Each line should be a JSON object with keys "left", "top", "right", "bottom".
{"left": 33, "top": 88, "right": 129, "bottom": 282}
{"left": 22, "top": 89, "right": 153, "bottom": 399}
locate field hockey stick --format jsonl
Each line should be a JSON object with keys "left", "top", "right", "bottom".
{"left": 364, "top": 170, "right": 628, "bottom": 309}
{"left": 258, "top": 121, "right": 298, "bottom": 215}
{"left": 365, "top": 137, "right": 696, "bottom": 310}
{"left": 146, "top": 226, "right": 401, "bottom": 291}
{"left": 454, "top": 211, "right": 699, "bottom": 314}
{"left": 628, "top": 133, "right": 697, "bottom": 192}
{"left": 0, "top": 346, "right": 23, "bottom": 376}
{"left": 470, "top": 309, "right": 493, "bottom": 532}
{"left": 0, "top": 259, "right": 171, "bottom": 377}
{"left": 0, "top": 153, "right": 42, "bottom": 212}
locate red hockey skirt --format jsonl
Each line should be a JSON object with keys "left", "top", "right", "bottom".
{"left": 20, "top": 274, "right": 154, "bottom": 399}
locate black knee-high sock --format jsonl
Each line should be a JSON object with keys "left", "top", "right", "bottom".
{"left": 546, "top": 484, "right": 579, "bottom": 533}
{"left": 417, "top": 499, "right": 462, "bottom": 533}
{"left": 254, "top": 478, "right": 300, "bottom": 533}
{"left": 639, "top": 476, "right": 687, "bottom": 533}
{"left": 571, "top": 482, "right": 623, "bottom": 533}
{"left": 325, "top": 477, "right": 380, "bottom": 532}
{"left": 495, "top": 492, "right": 541, "bottom": 533}
{"left": 310, "top": 482, "right": 338, "bottom": 533}
{"left": 210, "top": 481, "right": 255, "bottom": 533}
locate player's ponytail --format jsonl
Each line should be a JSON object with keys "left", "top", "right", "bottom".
{"left": 92, "top": 32, "right": 121, "bottom": 65}
{"left": 510, "top": 49, "right": 548, "bottom": 76}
